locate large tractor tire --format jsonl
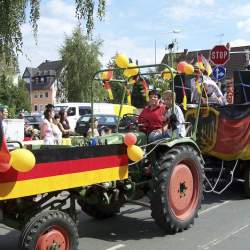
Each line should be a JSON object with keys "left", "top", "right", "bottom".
{"left": 18, "top": 210, "right": 79, "bottom": 250}
{"left": 150, "top": 145, "right": 204, "bottom": 234}
{"left": 243, "top": 165, "right": 250, "bottom": 198}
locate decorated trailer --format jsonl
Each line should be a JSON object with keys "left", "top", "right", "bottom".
{"left": 0, "top": 61, "right": 205, "bottom": 250}
{"left": 186, "top": 103, "right": 250, "bottom": 196}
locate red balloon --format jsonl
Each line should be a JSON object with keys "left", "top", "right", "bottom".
{"left": 177, "top": 61, "right": 187, "bottom": 73}
{"left": 124, "top": 133, "right": 137, "bottom": 146}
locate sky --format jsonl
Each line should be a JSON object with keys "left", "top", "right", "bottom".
{"left": 18, "top": 0, "right": 250, "bottom": 74}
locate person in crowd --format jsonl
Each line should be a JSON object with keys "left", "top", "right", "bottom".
{"left": 87, "top": 117, "right": 100, "bottom": 137}
{"left": 191, "top": 67, "right": 224, "bottom": 105}
{"left": 0, "top": 106, "right": 8, "bottom": 135}
{"left": 162, "top": 90, "right": 186, "bottom": 138}
{"left": 138, "top": 89, "right": 166, "bottom": 142}
{"left": 18, "top": 112, "right": 24, "bottom": 119}
{"left": 58, "top": 109, "right": 72, "bottom": 138}
{"left": 52, "top": 113, "right": 62, "bottom": 144}
{"left": 40, "top": 104, "right": 54, "bottom": 145}
{"left": 100, "top": 126, "right": 112, "bottom": 136}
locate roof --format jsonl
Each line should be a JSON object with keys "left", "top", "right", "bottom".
{"left": 162, "top": 45, "right": 250, "bottom": 79}
{"left": 23, "top": 60, "right": 63, "bottom": 91}
{"left": 38, "top": 60, "right": 62, "bottom": 73}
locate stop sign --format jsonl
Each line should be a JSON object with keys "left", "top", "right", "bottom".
{"left": 209, "top": 45, "right": 230, "bottom": 65}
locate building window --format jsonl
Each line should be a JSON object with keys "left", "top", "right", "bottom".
{"left": 34, "top": 93, "right": 38, "bottom": 98}
{"left": 45, "top": 92, "right": 48, "bottom": 98}
{"left": 40, "top": 93, "right": 43, "bottom": 98}
{"left": 34, "top": 105, "right": 38, "bottom": 112}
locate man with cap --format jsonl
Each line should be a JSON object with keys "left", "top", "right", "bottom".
{"left": 138, "top": 89, "right": 167, "bottom": 142}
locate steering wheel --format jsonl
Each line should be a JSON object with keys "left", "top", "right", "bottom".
{"left": 118, "top": 113, "right": 140, "bottom": 132}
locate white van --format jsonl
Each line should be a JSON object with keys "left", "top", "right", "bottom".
{"left": 54, "top": 102, "right": 137, "bottom": 129}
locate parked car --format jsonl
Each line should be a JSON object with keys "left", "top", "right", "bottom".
{"left": 75, "top": 114, "right": 119, "bottom": 136}
{"left": 24, "top": 114, "right": 43, "bottom": 130}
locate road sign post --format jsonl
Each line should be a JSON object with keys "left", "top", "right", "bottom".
{"left": 210, "top": 45, "right": 230, "bottom": 65}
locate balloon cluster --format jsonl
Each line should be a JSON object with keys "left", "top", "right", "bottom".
{"left": 124, "top": 133, "right": 144, "bottom": 162}
{"left": 0, "top": 148, "right": 36, "bottom": 173}
{"left": 115, "top": 54, "right": 139, "bottom": 79}
{"left": 177, "top": 61, "right": 194, "bottom": 75}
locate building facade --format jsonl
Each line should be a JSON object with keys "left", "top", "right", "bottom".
{"left": 22, "top": 60, "right": 63, "bottom": 113}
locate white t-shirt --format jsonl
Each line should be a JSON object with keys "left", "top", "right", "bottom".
{"left": 52, "top": 123, "right": 62, "bottom": 144}
{"left": 165, "top": 104, "right": 186, "bottom": 137}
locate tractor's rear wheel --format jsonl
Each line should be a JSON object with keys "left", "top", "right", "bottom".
{"left": 18, "top": 210, "right": 78, "bottom": 250}
{"left": 150, "top": 145, "right": 204, "bottom": 234}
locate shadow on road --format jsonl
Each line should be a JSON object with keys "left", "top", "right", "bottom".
{"left": 203, "top": 181, "right": 246, "bottom": 205}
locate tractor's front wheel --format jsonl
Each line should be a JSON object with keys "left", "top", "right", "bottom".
{"left": 150, "top": 145, "right": 204, "bottom": 234}
{"left": 18, "top": 210, "right": 79, "bottom": 250}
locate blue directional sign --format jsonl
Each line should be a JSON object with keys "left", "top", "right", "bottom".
{"left": 212, "top": 65, "right": 226, "bottom": 81}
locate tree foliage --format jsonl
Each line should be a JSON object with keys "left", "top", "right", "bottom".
{"left": 0, "top": 0, "right": 106, "bottom": 63}
{"left": 0, "top": 75, "right": 31, "bottom": 117}
{"left": 59, "top": 27, "right": 104, "bottom": 102}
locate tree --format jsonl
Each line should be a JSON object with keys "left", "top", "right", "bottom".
{"left": 0, "top": 75, "right": 31, "bottom": 117}
{"left": 59, "top": 27, "right": 104, "bottom": 102}
{"left": 0, "top": 0, "right": 106, "bottom": 64}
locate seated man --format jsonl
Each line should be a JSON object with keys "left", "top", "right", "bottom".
{"left": 138, "top": 90, "right": 166, "bottom": 142}
{"left": 162, "top": 90, "right": 186, "bottom": 138}
{"left": 191, "top": 69, "right": 224, "bottom": 105}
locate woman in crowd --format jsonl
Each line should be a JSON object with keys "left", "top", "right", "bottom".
{"left": 40, "top": 105, "right": 54, "bottom": 145}
{"left": 52, "top": 113, "right": 62, "bottom": 144}
{"left": 58, "top": 109, "right": 72, "bottom": 138}
{"left": 87, "top": 117, "right": 100, "bottom": 137}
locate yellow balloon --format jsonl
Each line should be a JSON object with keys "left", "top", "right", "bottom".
{"left": 123, "top": 68, "right": 131, "bottom": 78}
{"left": 101, "top": 71, "right": 109, "bottom": 80}
{"left": 10, "top": 148, "right": 36, "bottom": 172}
{"left": 162, "top": 68, "right": 176, "bottom": 80}
{"left": 115, "top": 54, "right": 129, "bottom": 68}
{"left": 184, "top": 64, "right": 194, "bottom": 75}
{"left": 127, "top": 145, "right": 144, "bottom": 162}
{"left": 126, "top": 63, "right": 139, "bottom": 77}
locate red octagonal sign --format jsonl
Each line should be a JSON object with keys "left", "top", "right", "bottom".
{"left": 209, "top": 45, "right": 230, "bottom": 65}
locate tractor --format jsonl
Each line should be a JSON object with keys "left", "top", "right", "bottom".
{"left": 0, "top": 63, "right": 204, "bottom": 249}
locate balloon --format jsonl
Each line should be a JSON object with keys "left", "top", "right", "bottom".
{"left": 101, "top": 70, "right": 113, "bottom": 81}
{"left": 177, "top": 61, "right": 187, "bottom": 73}
{"left": 124, "top": 63, "right": 139, "bottom": 77}
{"left": 10, "top": 148, "right": 36, "bottom": 172}
{"left": 123, "top": 68, "right": 131, "bottom": 78}
{"left": 162, "top": 68, "right": 176, "bottom": 80}
{"left": 184, "top": 64, "right": 194, "bottom": 75}
{"left": 115, "top": 54, "right": 129, "bottom": 68}
{"left": 124, "top": 133, "right": 137, "bottom": 146}
{"left": 127, "top": 145, "right": 144, "bottom": 162}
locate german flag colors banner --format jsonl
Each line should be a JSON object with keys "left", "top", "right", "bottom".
{"left": 0, "top": 144, "right": 128, "bottom": 200}
{"left": 185, "top": 104, "right": 250, "bottom": 161}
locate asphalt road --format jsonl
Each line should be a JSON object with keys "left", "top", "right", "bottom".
{"left": 1, "top": 183, "right": 250, "bottom": 250}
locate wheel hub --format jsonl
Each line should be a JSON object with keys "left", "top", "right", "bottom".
{"left": 169, "top": 163, "right": 199, "bottom": 220}
{"left": 36, "top": 227, "right": 69, "bottom": 250}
